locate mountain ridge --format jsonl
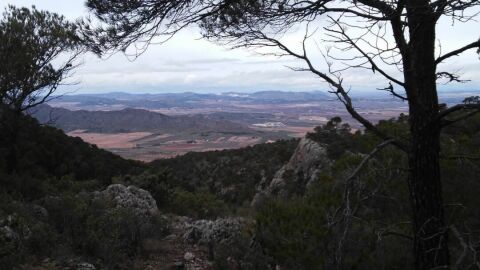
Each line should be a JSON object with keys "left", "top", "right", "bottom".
{"left": 31, "top": 104, "right": 253, "bottom": 134}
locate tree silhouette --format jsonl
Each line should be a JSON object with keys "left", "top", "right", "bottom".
{"left": 0, "top": 5, "right": 84, "bottom": 173}
{"left": 84, "top": 0, "right": 480, "bottom": 268}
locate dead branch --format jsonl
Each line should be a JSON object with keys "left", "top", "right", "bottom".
{"left": 435, "top": 39, "right": 480, "bottom": 65}
{"left": 378, "top": 82, "right": 408, "bottom": 101}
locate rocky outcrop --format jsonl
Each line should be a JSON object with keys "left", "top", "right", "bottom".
{"left": 252, "top": 137, "right": 331, "bottom": 205}
{"left": 95, "top": 184, "right": 158, "bottom": 217}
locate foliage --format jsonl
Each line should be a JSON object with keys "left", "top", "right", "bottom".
{"left": 0, "top": 5, "right": 82, "bottom": 112}
{"left": 255, "top": 194, "right": 332, "bottom": 269}
{"left": 0, "top": 193, "right": 58, "bottom": 268}
{"left": 114, "top": 171, "right": 229, "bottom": 219}
{"left": 254, "top": 143, "right": 411, "bottom": 269}
{"left": 212, "top": 224, "right": 272, "bottom": 270}
{"left": 168, "top": 188, "right": 228, "bottom": 219}
{"left": 151, "top": 139, "right": 298, "bottom": 206}
{"left": 254, "top": 114, "right": 480, "bottom": 269}
{"left": 307, "top": 117, "right": 358, "bottom": 159}
{"left": 42, "top": 192, "right": 168, "bottom": 268}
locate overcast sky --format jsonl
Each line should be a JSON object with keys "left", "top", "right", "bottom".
{"left": 1, "top": 0, "right": 479, "bottom": 94}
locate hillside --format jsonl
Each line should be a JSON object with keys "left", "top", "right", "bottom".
{"left": 31, "top": 104, "right": 253, "bottom": 134}
{"left": 0, "top": 111, "right": 145, "bottom": 195}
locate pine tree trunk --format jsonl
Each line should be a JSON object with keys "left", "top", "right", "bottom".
{"left": 408, "top": 119, "right": 449, "bottom": 269}
{"left": 404, "top": 3, "right": 450, "bottom": 267}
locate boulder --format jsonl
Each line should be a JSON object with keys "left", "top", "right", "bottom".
{"left": 76, "top": 262, "right": 96, "bottom": 270}
{"left": 96, "top": 184, "right": 158, "bottom": 217}
{"left": 184, "top": 251, "right": 195, "bottom": 261}
{"left": 183, "top": 218, "right": 244, "bottom": 245}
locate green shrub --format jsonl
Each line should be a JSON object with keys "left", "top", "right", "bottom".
{"left": 169, "top": 188, "right": 228, "bottom": 219}
{"left": 43, "top": 193, "right": 168, "bottom": 268}
{"left": 255, "top": 197, "right": 332, "bottom": 270}
{"left": 85, "top": 207, "right": 145, "bottom": 266}
{"left": 0, "top": 193, "right": 57, "bottom": 268}
{"left": 212, "top": 224, "right": 272, "bottom": 270}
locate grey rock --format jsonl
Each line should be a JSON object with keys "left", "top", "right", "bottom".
{"left": 0, "top": 214, "right": 33, "bottom": 256}
{"left": 183, "top": 218, "right": 244, "bottom": 245}
{"left": 0, "top": 226, "right": 18, "bottom": 241}
{"left": 76, "top": 262, "right": 96, "bottom": 270}
{"left": 97, "top": 184, "right": 158, "bottom": 217}
{"left": 184, "top": 251, "right": 195, "bottom": 261}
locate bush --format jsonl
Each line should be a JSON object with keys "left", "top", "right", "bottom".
{"left": 43, "top": 193, "right": 168, "bottom": 268}
{"left": 0, "top": 193, "right": 57, "bottom": 268}
{"left": 212, "top": 224, "right": 272, "bottom": 270}
{"left": 85, "top": 207, "right": 149, "bottom": 266}
{"left": 169, "top": 188, "right": 228, "bottom": 219}
{"left": 255, "top": 197, "right": 332, "bottom": 270}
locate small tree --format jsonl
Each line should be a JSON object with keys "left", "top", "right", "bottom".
{"left": 83, "top": 0, "right": 480, "bottom": 268}
{"left": 0, "top": 5, "right": 83, "bottom": 172}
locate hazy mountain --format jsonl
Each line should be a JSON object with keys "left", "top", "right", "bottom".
{"left": 50, "top": 90, "right": 331, "bottom": 109}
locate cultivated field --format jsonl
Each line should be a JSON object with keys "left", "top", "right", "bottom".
{"left": 68, "top": 130, "right": 276, "bottom": 161}
{"left": 67, "top": 130, "right": 152, "bottom": 149}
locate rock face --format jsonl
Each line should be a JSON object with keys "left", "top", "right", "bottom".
{"left": 252, "top": 138, "right": 331, "bottom": 205}
{"left": 97, "top": 184, "right": 158, "bottom": 217}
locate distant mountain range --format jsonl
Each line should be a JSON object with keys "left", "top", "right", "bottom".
{"left": 220, "top": 90, "right": 330, "bottom": 101}
{"left": 31, "top": 104, "right": 252, "bottom": 134}
{"left": 49, "top": 90, "right": 331, "bottom": 109}
{"left": 51, "top": 89, "right": 480, "bottom": 107}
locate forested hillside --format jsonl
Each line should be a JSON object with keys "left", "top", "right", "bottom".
{"left": 0, "top": 110, "right": 146, "bottom": 194}
{"left": 1, "top": 111, "right": 480, "bottom": 269}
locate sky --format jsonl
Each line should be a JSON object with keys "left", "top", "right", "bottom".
{"left": 1, "top": 0, "right": 479, "bottom": 94}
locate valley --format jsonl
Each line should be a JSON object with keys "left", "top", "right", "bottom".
{"left": 36, "top": 90, "right": 471, "bottom": 161}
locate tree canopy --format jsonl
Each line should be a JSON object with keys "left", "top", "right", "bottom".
{"left": 0, "top": 5, "right": 83, "bottom": 113}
